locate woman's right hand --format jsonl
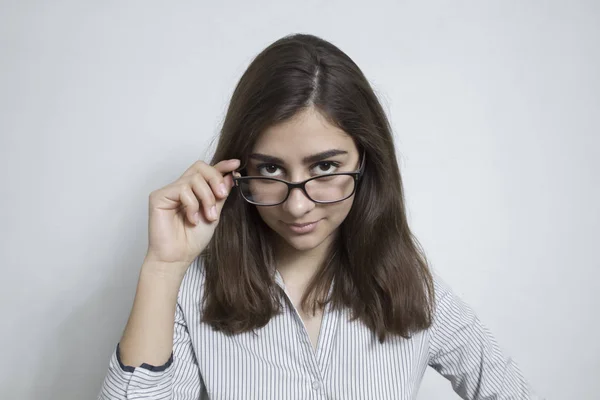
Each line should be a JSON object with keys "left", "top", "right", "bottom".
{"left": 143, "top": 158, "right": 241, "bottom": 272}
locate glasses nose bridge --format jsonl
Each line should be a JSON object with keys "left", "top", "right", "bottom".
{"left": 285, "top": 180, "right": 312, "bottom": 201}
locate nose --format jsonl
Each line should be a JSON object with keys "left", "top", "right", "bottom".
{"left": 282, "top": 186, "right": 315, "bottom": 217}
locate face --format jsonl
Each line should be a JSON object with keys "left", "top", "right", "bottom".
{"left": 246, "top": 107, "right": 361, "bottom": 258}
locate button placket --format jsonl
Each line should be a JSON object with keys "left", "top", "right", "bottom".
{"left": 275, "top": 269, "right": 332, "bottom": 399}
{"left": 275, "top": 278, "right": 323, "bottom": 392}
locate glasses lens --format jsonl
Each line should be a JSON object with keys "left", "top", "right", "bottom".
{"left": 306, "top": 174, "right": 355, "bottom": 202}
{"left": 238, "top": 175, "right": 355, "bottom": 205}
{"left": 239, "top": 178, "right": 288, "bottom": 205}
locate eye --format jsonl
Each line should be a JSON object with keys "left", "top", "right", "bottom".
{"left": 255, "top": 161, "right": 341, "bottom": 178}
{"left": 256, "top": 163, "right": 283, "bottom": 177}
{"left": 312, "top": 161, "right": 341, "bottom": 175}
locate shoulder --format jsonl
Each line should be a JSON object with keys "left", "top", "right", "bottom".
{"left": 430, "top": 270, "right": 455, "bottom": 306}
{"left": 427, "top": 270, "right": 480, "bottom": 339}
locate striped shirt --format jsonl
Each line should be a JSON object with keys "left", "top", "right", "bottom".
{"left": 98, "top": 256, "right": 541, "bottom": 399}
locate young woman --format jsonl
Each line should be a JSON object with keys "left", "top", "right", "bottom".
{"left": 99, "top": 34, "right": 540, "bottom": 399}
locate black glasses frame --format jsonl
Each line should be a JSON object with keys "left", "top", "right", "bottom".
{"left": 232, "top": 150, "right": 366, "bottom": 206}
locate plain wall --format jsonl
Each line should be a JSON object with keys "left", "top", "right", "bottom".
{"left": 1, "top": 1, "right": 598, "bottom": 398}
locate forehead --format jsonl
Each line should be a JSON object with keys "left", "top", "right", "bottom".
{"left": 251, "top": 108, "right": 355, "bottom": 156}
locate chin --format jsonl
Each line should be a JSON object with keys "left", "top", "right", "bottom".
{"left": 278, "top": 226, "right": 338, "bottom": 253}
{"left": 262, "top": 217, "right": 339, "bottom": 253}
{"left": 280, "top": 235, "right": 325, "bottom": 251}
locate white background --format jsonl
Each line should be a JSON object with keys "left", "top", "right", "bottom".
{"left": 1, "top": 1, "right": 598, "bottom": 399}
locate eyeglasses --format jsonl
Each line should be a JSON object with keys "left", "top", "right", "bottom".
{"left": 232, "top": 151, "right": 366, "bottom": 206}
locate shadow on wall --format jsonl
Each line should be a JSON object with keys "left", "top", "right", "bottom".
{"left": 29, "top": 162, "right": 168, "bottom": 400}
{"left": 32, "top": 283, "right": 134, "bottom": 400}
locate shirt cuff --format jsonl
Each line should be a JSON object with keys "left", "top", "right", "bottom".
{"left": 115, "top": 342, "right": 174, "bottom": 372}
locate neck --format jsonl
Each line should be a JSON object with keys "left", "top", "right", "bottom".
{"left": 277, "top": 250, "right": 322, "bottom": 288}
{"left": 274, "top": 233, "right": 336, "bottom": 291}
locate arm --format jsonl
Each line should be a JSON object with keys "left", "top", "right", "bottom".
{"left": 427, "top": 275, "right": 542, "bottom": 399}
{"left": 97, "top": 257, "right": 204, "bottom": 399}
{"left": 97, "top": 157, "right": 237, "bottom": 399}
{"left": 120, "top": 257, "right": 188, "bottom": 368}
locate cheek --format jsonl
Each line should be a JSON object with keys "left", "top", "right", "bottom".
{"left": 319, "top": 199, "right": 354, "bottom": 230}
{"left": 330, "top": 202, "right": 353, "bottom": 224}
{"left": 255, "top": 207, "right": 275, "bottom": 222}
{"left": 254, "top": 198, "right": 354, "bottom": 227}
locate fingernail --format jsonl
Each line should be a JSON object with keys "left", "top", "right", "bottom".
{"left": 210, "top": 206, "right": 217, "bottom": 219}
{"left": 219, "top": 183, "right": 228, "bottom": 196}
{"left": 193, "top": 212, "right": 200, "bottom": 224}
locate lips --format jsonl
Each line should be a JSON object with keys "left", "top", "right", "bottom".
{"left": 284, "top": 219, "right": 321, "bottom": 234}
{"left": 287, "top": 221, "right": 318, "bottom": 227}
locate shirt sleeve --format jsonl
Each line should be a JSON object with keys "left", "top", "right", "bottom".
{"left": 97, "top": 300, "right": 204, "bottom": 399}
{"left": 427, "top": 275, "right": 543, "bottom": 399}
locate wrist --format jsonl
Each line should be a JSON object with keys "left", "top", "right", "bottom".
{"left": 140, "top": 257, "right": 190, "bottom": 283}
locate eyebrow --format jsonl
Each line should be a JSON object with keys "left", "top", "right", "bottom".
{"left": 248, "top": 149, "right": 349, "bottom": 165}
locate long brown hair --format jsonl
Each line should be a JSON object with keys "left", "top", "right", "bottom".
{"left": 202, "top": 33, "right": 435, "bottom": 342}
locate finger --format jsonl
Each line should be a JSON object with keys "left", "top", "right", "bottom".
{"left": 213, "top": 174, "right": 234, "bottom": 218}
{"left": 203, "top": 165, "right": 239, "bottom": 200}
{"left": 181, "top": 159, "right": 240, "bottom": 179}
{"left": 150, "top": 182, "right": 191, "bottom": 210}
{"left": 189, "top": 159, "right": 241, "bottom": 200}
{"left": 212, "top": 159, "right": 241, "bottom": 175}
{"left": 178, "top": 184, "right": 202, "bottom": 225}
{"left": 188, "top": 174, "right": 218, "bottom": 222}
{"left": 222, "top": 172, "right": 234, "bottom": 190}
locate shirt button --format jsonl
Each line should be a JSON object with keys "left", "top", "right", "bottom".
{"left": 312, "top": 380, "right": 321, "bottom": 390}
